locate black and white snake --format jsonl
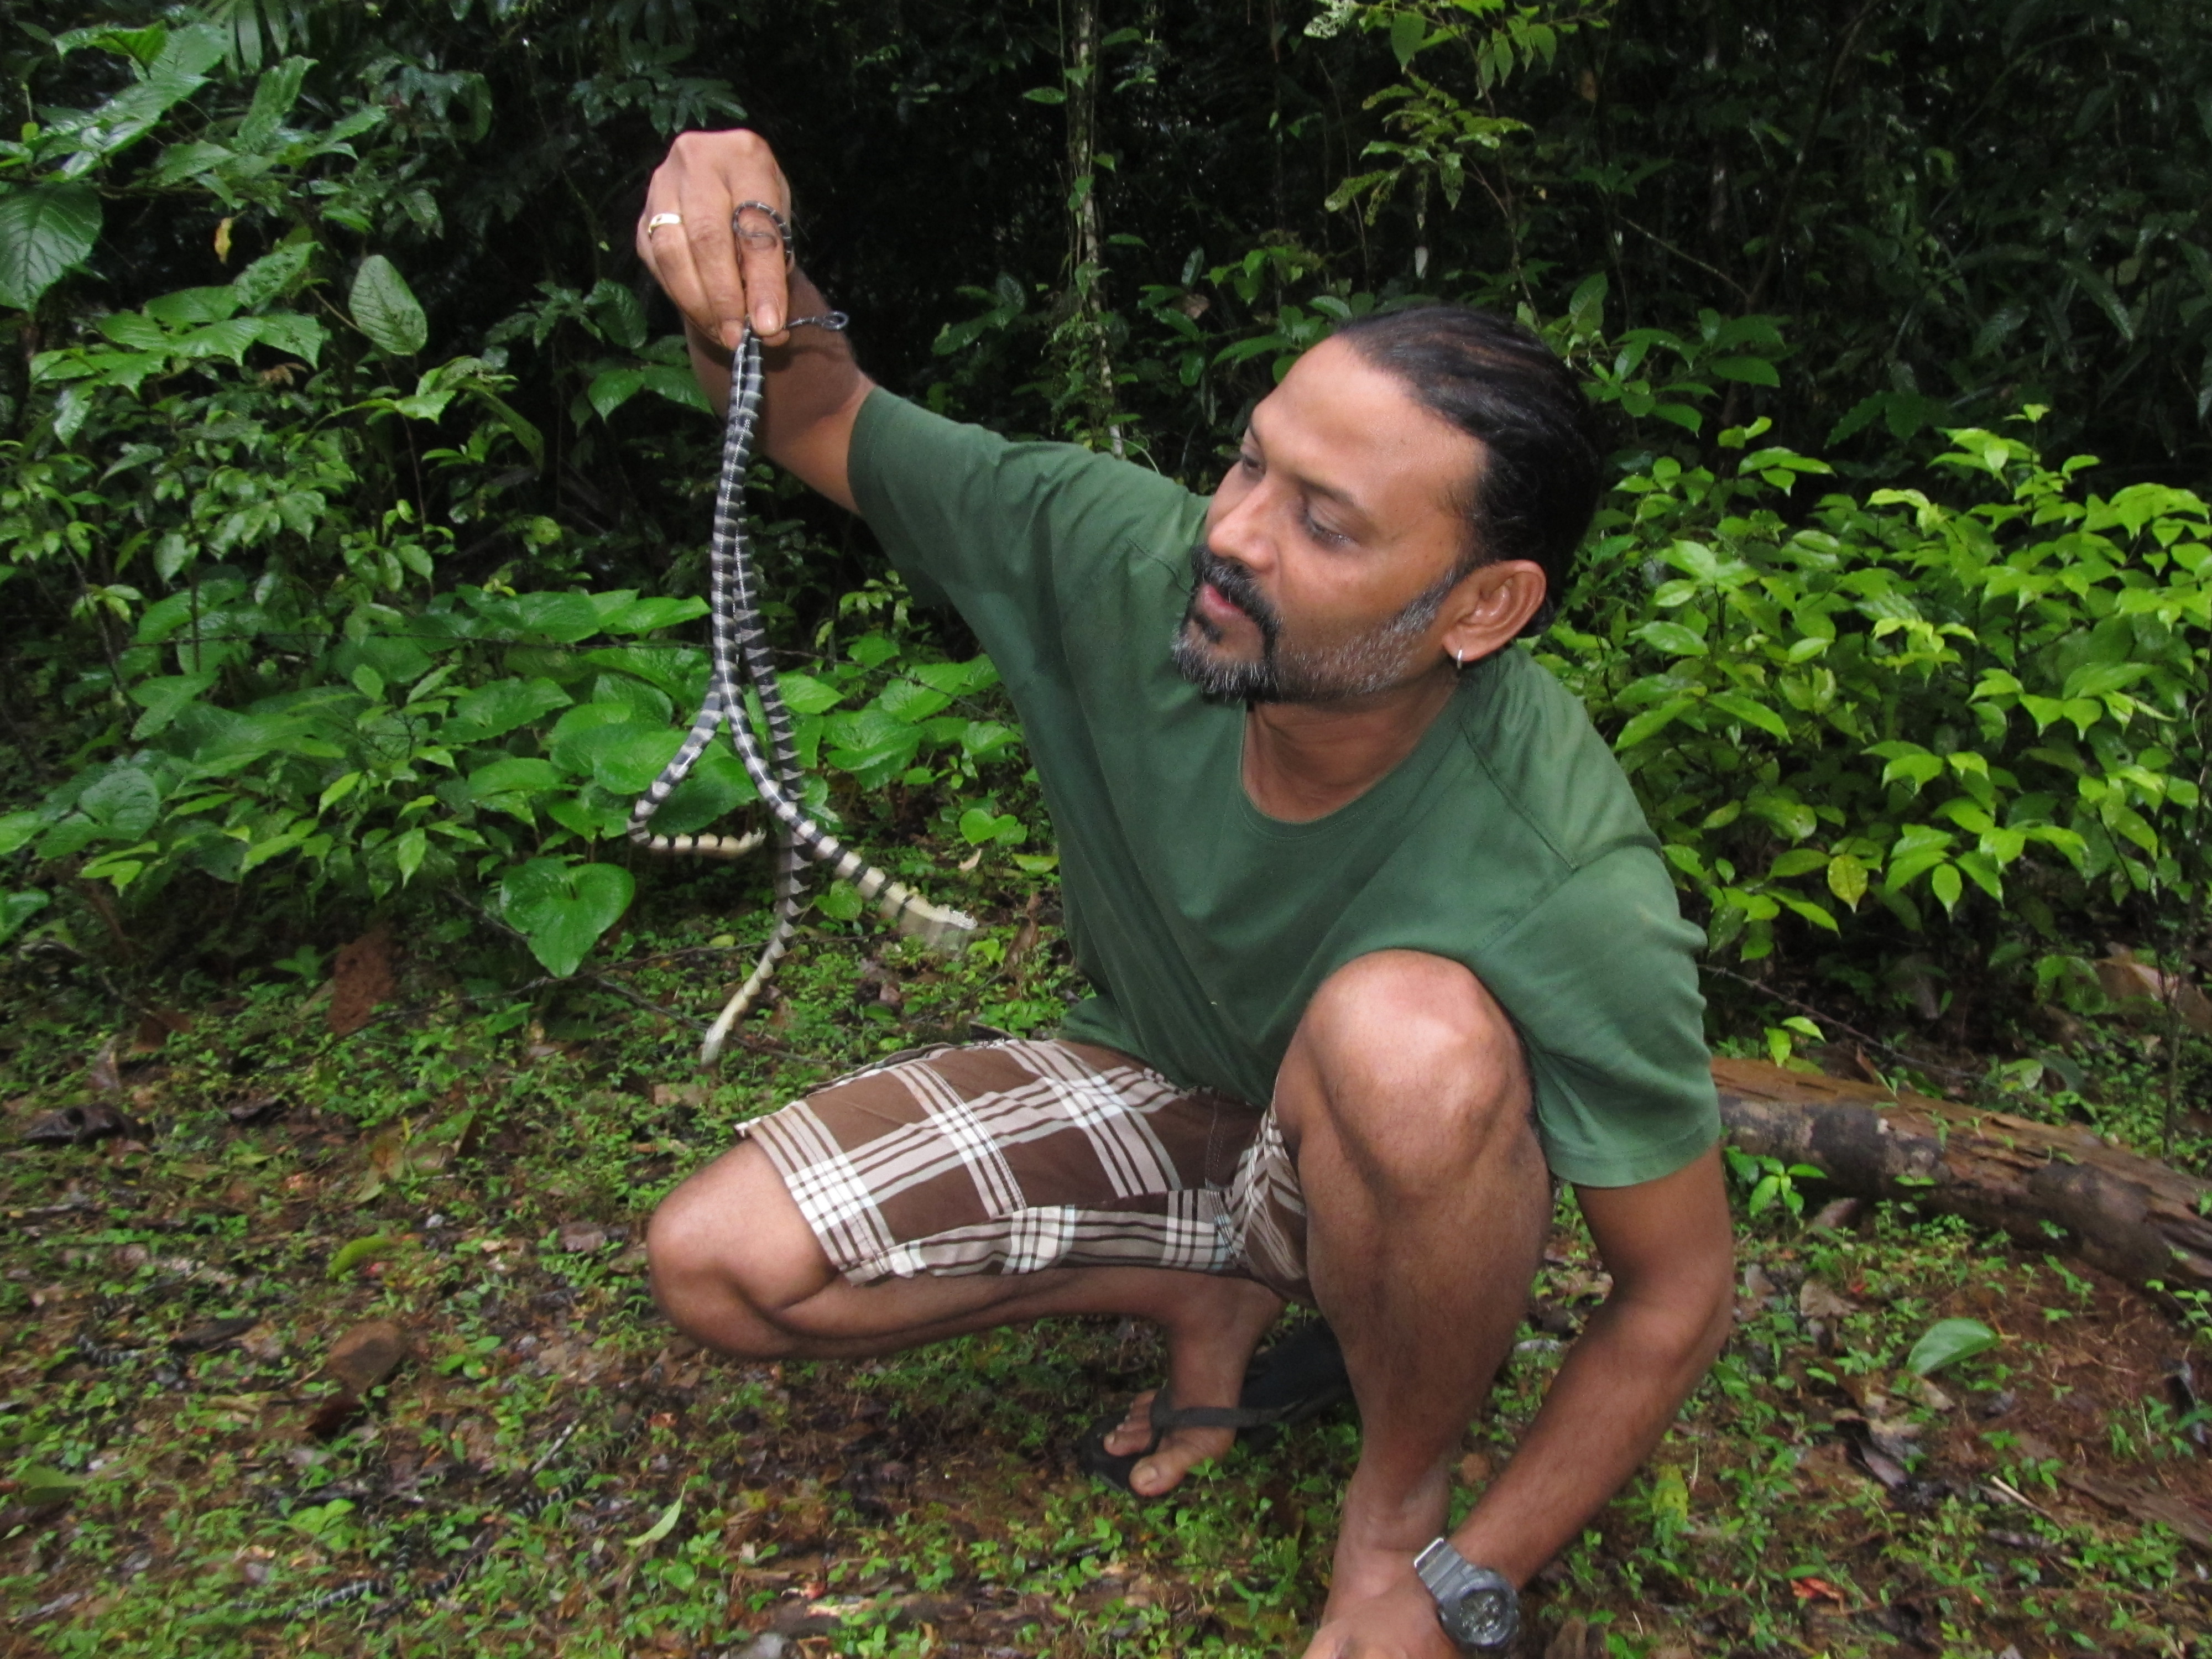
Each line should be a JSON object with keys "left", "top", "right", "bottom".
{"left": 625, "top": 299, "right": 975, "bottom": 1060}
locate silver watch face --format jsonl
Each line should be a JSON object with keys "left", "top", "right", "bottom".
{"left": 1439, "top": 1585, "right": 1517, "bottom": 1650}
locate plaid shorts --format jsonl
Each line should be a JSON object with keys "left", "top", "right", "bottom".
{"left": 742, "top": 1039, "right": 1312, "bottom": 1303}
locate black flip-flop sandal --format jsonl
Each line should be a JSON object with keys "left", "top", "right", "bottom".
{"left": 1233, "top": 1317, "right": 1352, "bottom": 1448}
{"left": 1077, "top": 1319, "right": 1353, "bottom": 1492}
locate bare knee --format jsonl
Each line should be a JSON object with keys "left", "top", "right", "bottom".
{"left": 1280, "top": 950, "right": 1535, "bottom": 1186}
{"left": 646, "top": 1142, "right": 832, "bottom": 1358}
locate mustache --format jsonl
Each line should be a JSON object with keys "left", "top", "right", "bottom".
{"left": 1186, "top": 544, "right": 1279, "bottom": 640}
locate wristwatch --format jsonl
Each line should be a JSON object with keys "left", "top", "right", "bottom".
{"left": 1413, "top": 1537, "right": 1520, "bottom": 1652}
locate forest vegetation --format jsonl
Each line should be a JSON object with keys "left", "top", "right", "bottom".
{"left": 1, "top": 2, "right": 2210, "bottom": 1656}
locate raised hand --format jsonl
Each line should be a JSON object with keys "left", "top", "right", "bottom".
{"left": 635, "top": 128, "right": 797, "bottom": 351}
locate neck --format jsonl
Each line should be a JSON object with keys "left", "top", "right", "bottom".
{"left": 1241, "top": 660, "right": 1464, "bottom": 822}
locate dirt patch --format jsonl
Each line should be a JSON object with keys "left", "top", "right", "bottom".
{"left": 328, "top": 926, "right": 396, "bottom": 1037}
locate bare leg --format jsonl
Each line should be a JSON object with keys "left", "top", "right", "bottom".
{"left": 648, "top": 1141, "right": 1284, "bottom": 1492}
{"left": 1271, "top": 951, "right": 1551, "bottom": 1639}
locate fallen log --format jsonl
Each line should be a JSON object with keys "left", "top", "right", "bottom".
{"left": 1712, "top": 1058, "right": 2212, "bottom": 1298}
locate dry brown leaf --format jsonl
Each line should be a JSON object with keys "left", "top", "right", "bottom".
{"left": 87, "top": 1038, "right": 123, "bottom": 1094}
{"left": 2095, "top": 948, "right": 2212, "bottom": 1035}
{"left": 1809, "top": 1197, "right": 1862, "bottom": 1232}
{"left": 324, "top": 1319, "right": 409, "bottom": 1395}
{"left": 557, "top": 1221, "right": 608, "bottom": 1254}
{"left": 1798, "top": 1279, "right": 1858, "bottom": 1320}
{"left": 328, "top": 927, "right": 395, "bottom": 1037}
{"left": 20, "top": 1103, "right": 127, "bottom": 1146}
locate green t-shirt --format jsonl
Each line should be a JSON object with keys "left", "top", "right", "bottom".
{"left": 848, "top": 389, "right": 1719, "bottom": 1187}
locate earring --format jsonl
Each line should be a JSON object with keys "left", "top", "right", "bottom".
{"left": 1453, "top": 646, "right": 1465, "bottom": 667}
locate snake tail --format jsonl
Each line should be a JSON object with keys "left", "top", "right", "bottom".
{"left": 630, "top": 827, "right": 767, "bottom": 860}
{"left": 628, "top": 310, "right": 974, "bottom": 1061}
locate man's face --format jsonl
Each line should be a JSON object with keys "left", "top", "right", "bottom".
{"left": 1173, "top": 336, "right": 1489, "bottom": 705}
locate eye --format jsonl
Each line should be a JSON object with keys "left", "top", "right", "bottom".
{"left": 1303, "top": 511, "right": 1350, "bottom": 547}
{"left": 1237, "top": 450, "right": 1262, "bottom": 476}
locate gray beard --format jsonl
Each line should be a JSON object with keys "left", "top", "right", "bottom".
{"left": 1170, "top": 546, "right": 1460, "bottom": 704}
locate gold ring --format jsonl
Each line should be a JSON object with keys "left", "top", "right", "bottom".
{"left": 645, "top": 212, "right": 683, "bottom": 233}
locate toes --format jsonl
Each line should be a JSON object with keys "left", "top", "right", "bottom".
{"left": 1129, "top": 1429, "right": 1231, "bottom": 1496}
{"left": 1100, "top": 1390, "right": 1159, "bottom": 1456}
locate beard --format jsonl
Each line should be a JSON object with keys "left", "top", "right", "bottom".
{"left": 1169, "top": 542, "right": 1462, "bottom": 704}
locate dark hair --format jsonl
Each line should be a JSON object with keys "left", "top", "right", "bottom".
{"left": 1332, "top": 305, "right": 1601, "bottom": 636}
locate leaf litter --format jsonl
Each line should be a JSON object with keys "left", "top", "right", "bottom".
{"left": 0, "top": 921, "right": 2208, "bottom": 1656}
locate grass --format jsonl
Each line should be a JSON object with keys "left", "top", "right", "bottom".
{"left": 2, "top": 875, "right": 2209, "bottom": 1658}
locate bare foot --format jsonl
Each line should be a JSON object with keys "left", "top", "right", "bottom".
{"left": 1100, "top": 1274, "right": 1284, "bottom": 1497}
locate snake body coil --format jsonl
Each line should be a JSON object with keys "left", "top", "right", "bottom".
{"left": 627, "top": 312, "right": 976, "bottom": 1060}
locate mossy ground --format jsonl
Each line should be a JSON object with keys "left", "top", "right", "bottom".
{"left": 2, "top": 875, "right": 2208, "bottom": 1658}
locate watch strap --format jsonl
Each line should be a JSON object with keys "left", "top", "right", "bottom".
{"left": 1413, "top": 1538, "right": 1520, "bottom": 1652}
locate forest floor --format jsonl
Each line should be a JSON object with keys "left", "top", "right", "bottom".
{"left": 2, "top": 884, "right": 2209, "bottom": 1659}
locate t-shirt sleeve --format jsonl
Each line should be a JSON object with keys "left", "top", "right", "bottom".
{"left": 846, "top": 389, "right": 1202, "bottom": 676}
{"left": 1486, "top": 844, "right": 1721, "bottom": 1188}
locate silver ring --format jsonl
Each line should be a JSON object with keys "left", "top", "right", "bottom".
{"left": 645, "top": 211, "right": 682, "bottom": 233}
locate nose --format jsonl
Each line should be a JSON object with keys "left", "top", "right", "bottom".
{"left": 1205, "top": 474, "right": 1276, "bottom": 576}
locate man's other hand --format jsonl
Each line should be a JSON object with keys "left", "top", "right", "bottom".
{"left": 637, "top": 129, "right": 796, "bottom": 353}
{"left": 1304, "top": 1580, "right": 1462, "bottom": 1659}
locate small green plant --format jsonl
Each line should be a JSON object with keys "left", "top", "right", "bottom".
{"left": 1723, "top": 1147, "right": 1825, "bottom": 1219}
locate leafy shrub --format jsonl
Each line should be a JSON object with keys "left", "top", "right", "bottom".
{"left": 1546, "top": 414, "right": 2210, "bottom": 965}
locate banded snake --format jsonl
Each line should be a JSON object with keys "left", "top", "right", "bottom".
{"left": 625, "top": 239, "right": 975, "bottom": 1060}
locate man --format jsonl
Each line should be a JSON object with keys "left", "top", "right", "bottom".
{"left": 640, "top": 128, "right": 1735, "bottom": 1659}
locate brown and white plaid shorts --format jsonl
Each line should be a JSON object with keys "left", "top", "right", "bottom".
{"left": 741, "top": 1039, "right": 1312, "bottom": 1303}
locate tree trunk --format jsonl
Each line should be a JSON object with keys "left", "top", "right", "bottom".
{"left": 1713, "top": 1057, "right": 2212, "bottom": 1297}
{"left": 1063, "top": 0, "right": 1123, "bottom": 456}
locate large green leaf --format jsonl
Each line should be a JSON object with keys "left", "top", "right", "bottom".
{"left": 40, "top": 765, "right": 161, "bottom": 859}
{"left": 772, "top": 672, "right": 846, "bottom": 716}
{"left": 0, "top": 185, "right": 103, "bottom": 310}
{"left": 145, "top": 284, "right": 240, "bottom": 326}
{"left": 350, "top": 254, "right": 427, "bottom": 356}
{"left": 129, "top": 671, "right": 220, "bottom": 738}
{"left": 469, "top": 757, "right": 562, "bottom": 797}
{"left": 1632, "top": 620, "right": 1708, "bottom": 658}
{"left": 548, "top": 702, "right": 647, "bottom": 774}
{"left": 517, "top": 592, "right": 606, "bottom": 644}
{"left": 874, "top": 678, "right": 954, "bottom": 723}
{"left": 255, "top": 312, "right": 327, "bottom": 366}
{"left": 232, "top": 240, "right": 316, "bottom": 307}
{"left": 443, "top": 677, "right": 572, "bottom": 743}
{"left": 651, "top": 748, "right": 757, "bottom": 835}
{"left": 585, "top": 726, "right": 686, "bottom": 794}
{"left": 597, "top": 596, "right": 708, "bottom": 637}
{"left": 0, "top": 812, "right": 45, "bottom": 857}
{"left": 1905, "top": 1318, "right": 2000, "bottom": 1376}
{"left": 0, "top": 890, "right": 50, "bottom": 948}
{"left": 499, "top": 859, "right": 634, "bottom": 978}
{"left": 239, "top": 56, "right": 312, "bottom": 150}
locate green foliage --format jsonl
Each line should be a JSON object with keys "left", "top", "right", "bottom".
{"left": 4, "top": 0, "right": 2211, "bottom": 1020}
{"left": 1721, "top": 1147, "right": 1824, "bottom": 1220}
{"left": 1905, "top": 1317, "right": 2001, "bottom": 1376}
{"left": 1545, "top": 413, "right": 2211, "bottom": 963}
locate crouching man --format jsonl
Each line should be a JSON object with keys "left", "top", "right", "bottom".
{"left": 637, "top": 128, "right": 1735, "bottom": 1659}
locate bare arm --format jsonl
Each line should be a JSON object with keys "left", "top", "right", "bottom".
{"left": 638, "top": 129, "right": 875, "bottom": 511}
{"left": 1449, "top": 1144, "right": 1736, "bottom": 1584}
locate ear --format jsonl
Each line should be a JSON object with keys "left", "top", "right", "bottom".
{"left": 1438, "top": 560, "right": 1548, "bottom": 664}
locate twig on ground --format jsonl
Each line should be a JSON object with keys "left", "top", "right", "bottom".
{"left": 1985, "top": 1474, "right": 2054, "bottom": 1519}
{"left": 528, "top": 1417, "right": 583, "bottom": 1475}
